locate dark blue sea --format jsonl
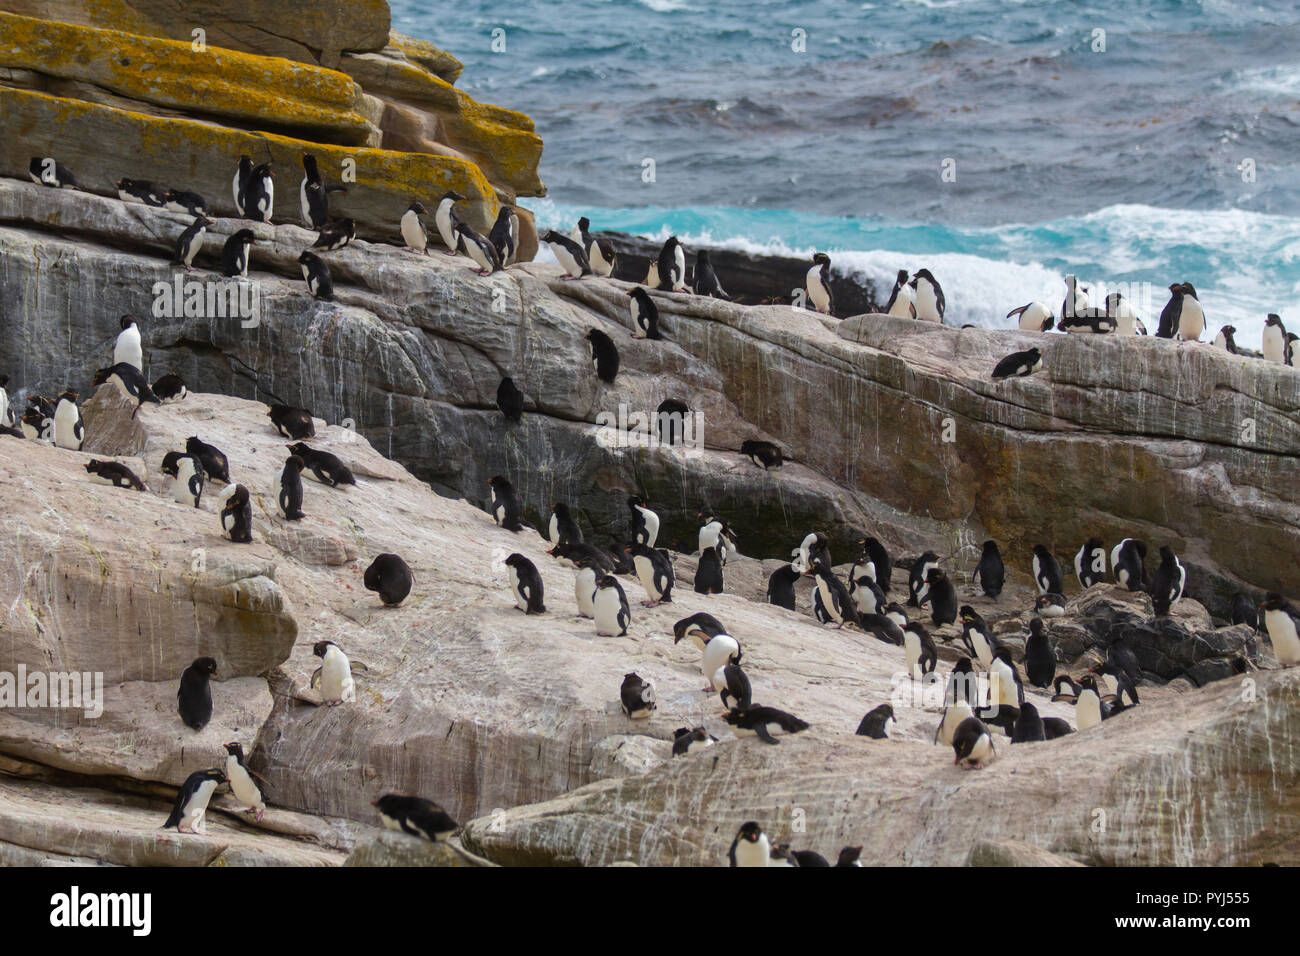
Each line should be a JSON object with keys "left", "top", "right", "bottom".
{"left": 393, "top": 0, "right": 1300, "bottom": 341}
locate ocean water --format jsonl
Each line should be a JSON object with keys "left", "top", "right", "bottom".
{"left": 392, "top": 0, "right": 1300, "bottom": 343}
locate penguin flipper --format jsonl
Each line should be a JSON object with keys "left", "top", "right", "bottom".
{"left": 754, "top": 724, "right": 779, "bottom": 745}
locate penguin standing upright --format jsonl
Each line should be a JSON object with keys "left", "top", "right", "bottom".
{"left": 593, "top": 574, "right": 631, "bottom": 636}
{"left": 244, "top": 163, "right": 274, "bottom": 223}
{"left": 177, "top": 657, "right": 217, "bottom": 730}
{"left": 171, "top": 216, "right": 214, "bottom": 271}
{"left": 162, "top": 769, "right": 227, "bottom": 834}
{"left": 490, "top": 206, "right": 520, "bottom": 267}
{"left": 171, "top": 453, "right": 204, "bottom": 508}
{"left": 1149, "top": 545, "right": 1186, "bottom": 616}
{"left": 454, "top": 222, "right": 502, "bottom": 275}
{"left": 312, "top": 640, "right": 356, "bottom": 705}
{"left": 694, "top": 544, "right": 724, "bottom": 595}
{"left": 1110, "top": 538, "right": 1149, "bottom": 591}
{"left": 434, "top": 190, "right": 464, "bottom": 253}
{"left": 1011, "top": 702, "right": 1047, "bottom": 743}
{"left": 1157, "top": 283, "right": 1182, "bottom": 338}
{"left": 574, "top": 559, "right": 599, "bottom": 618}
{"left": 586, "top": 329, "right": 620, "bottom": 383}
{"left": 972, "top": 540, "right": 1004, "bottom": 599}
{"left": 575, "top": 216, "right": 614, "bottom": 276}
{"left": 883, "top": 269, "right": 915, "bottom": 318}
{"left": 729, "top": 821, "right": 771, "bottom": 867}
{"left": 958, "top": 606, "right": 998, "bottom": 669}
{"left": 1074, "top": 537, "right": 1108, "bottom": 588}
{"left": 1263, "top": 314, "right": 1289, "bottom": 364}
{"left": 1024, "top": 617, "right": 1056, "bottom": 688}
{"left": 692, "top": 249, "right": 728, "bottom": 298}
{"left": 504, "top": 553, "right": 546, "bottom": 614}
{"left": 278, "top": 454, "right": 306, "bottom": 520}
{"left": 910, "top": 269, "right": 945, "bottom": 323}
{"left": 1062, "top": 274, "right": 1090, "bottom": 320}
{"left": 903, "top": 622, "right": 938, "bottom": 680}
{"left": 547, "top": 502, "right": 584, "bottom": 551}
{"left": 223, "top": 742, "right": 266, "bottom": 821}
{"left": 53, "top": 390, "right": 83, "bottom": 450}
{"left": 232, "top": 155, "right": 252, "bottom": 216}
{"left": 809, "top": 562, "right": 858, "bottom": 627}
{"left": 1173, "top": 282, "right": 1205, "bottom": 341}
{"left": 1260, "top": 593, "right": 1300, "bottom": 665}
{"left": 220, "top": 484, "right": 253, "bottom": 543}
{"left": 806, "top": 252, "right": 833, "bottom": 314}
{"left": 487, "top": 475, "right": 526, "bottom": 531}
{"left": 496, "top": 376, "right": 524, "bottom": 424}
{"left": 1074, "top": 674, "right": 1105, "bottom": 731}
{"left": 299, "top": 153, "right": 344, "bottom": 230}
{"left": 907, "top": 551, "right": 940, "bottom": 607}
{"left": 629, "top": 541, "right": 674, "bottom": 606}
{"left": 298, "top": 251, "right": 334, "bottom": 300}
{"left": 1032, "top": 545, "right": 1064, "bottom": 595}
{"left": 627, "top": 496, "right": 659, "bottom": 548}
{"left": 401, "top": 201, "right": 429, "bottom": 254}
{"left": 656, "top": 236, "right": 687, "bottom": 291}
{"left": 627, "top": 287, "right": 662, "bottom": 339}
{"left": 1106, "top": 292, "right": 1145, "bottom": 335}
{"left": 221, "top": 229, "right": 257, "bottom": 277}
{"left": 114, "top": 315, "right": 143, "bottom": 371}
{"left": 920, "top": 568, "right": 958, "bottom": 626}
{"left": 364, "top": 553, "right": 413, "bottom": 606}
{"left": 767, "top": 564, "right": 800, "bottom": 610}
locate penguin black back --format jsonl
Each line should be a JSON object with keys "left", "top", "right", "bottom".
{"left": 185, "top": 435, "right": 230, "bottom": 484}
{"left": 973, "top": 539, "right": 1004, "bottom": 599}
{"left": 287, "top": 442, "right": 354, "bottom": 486}
{"left": 364, "top": 553, "right": 413, "bottom": 606}
{"left": 496, "top": 376, "right": 524, "bottom": 423}
{"left": 585, "top": 328, "right": 620, "bottom": 383}
{"left": 177, "top": 656, "right": 217, "bottom": 730}
{"left": 279, "top": 454, "right": 306, "bottom": 520}
{"left": 767, "top": 564, "right": 799, "bottom": 610}
{"left": 267, "top": 404, "right": 316, "bottom": 440}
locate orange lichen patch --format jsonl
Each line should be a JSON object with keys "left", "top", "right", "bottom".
{"left": 2, "top": 87, "right": 500, "bottom": 229}
{"left": 387, "top": 32, "right": 464, "bottom": 84}
{"left": 339, "top": 53, "right": 544, "bottom": 197}
{"left": 0, "top": 11, "right": 376, "bottom": 144}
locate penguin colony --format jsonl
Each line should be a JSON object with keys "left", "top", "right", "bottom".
{"left": 7, "top": 147, "right": 1297, "bottom": 863}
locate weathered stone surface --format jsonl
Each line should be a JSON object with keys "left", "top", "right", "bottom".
{"left": 0, "top": 0, "right": 391, "bottom": 69}
{"left": 2, "top": 88, "right": 499, "bottom": 235}
{"left": 0, "top": 776, "right": 347, "bottom": 866}
{"left": 339, "top": 42, "right": 544, "bottom": 199}
{"left": 462, "top": 669, "right": 1300, "bottom": 867}
{"left": 344, "top": 831, "right": 494, "bottom": 867}
{"left": 0, "top": 13, "right": 378, "bottom": 145}
{"left": 966, "top": 839, "right": 1085, "bottom": 867}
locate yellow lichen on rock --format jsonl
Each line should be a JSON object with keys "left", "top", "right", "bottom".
{"left": 0, "top": 11, "right": 377, "bottom": 145}
{"left": 2, "top": 87, "right": 500, "bottom": 232}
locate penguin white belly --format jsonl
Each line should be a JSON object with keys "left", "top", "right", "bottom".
{"left": 490, "top": 492, "right": 505, "bottom": 526}
{"left": 589, "top": 241, "right": 612, "bottom": 276}
{"left": 464, "top": 236, "right": 495, "bottom": 273}
{"left": 401, "top": 211, "right": 426, "bottom": 252}
{"left": 299, "top": 177, "right": 311, "bottom": 225}
{"left": 816, "top": 576, "right": 841, "bottom": 624}
{"left": 547, "top": 513, "right": 561, "bottom": 547}
{"left": 990, "top": 660, "right": 1017, "bottom": 708}
{"left": 888, "top": 285, "right": 915, "bottom": 319}
{"left": 1265, "top": 609, "right": 1300, "bottom": 664}
{"left": 734, "top": 835, "right": 771, "bottom": 867}
{"left": 436, "top": 205, "right": 456, "bottom": 250}
{"left": 904, "top": 630, "right": 923, "bottom": 680}
{"left": 937, "top": 703, "right": 972, "bottom": 746}
{"left": 1017, "top": 301, "right": 1049, "bottom": 330}
{"left": 805, "top": 265, "right": 830, "bottom": 313}
{"left": 114, "top": 327, "right": 143, "bottom": 371}
{"left": 633, "top": 554, "right": 661, "bottom": 599}
{"left": 963, "top": 731, "right": 996, "bottom": 767}
{"left": 1116, "top": 309, "right": 1137, "bottom": 335}
{"left": 701, "top": 635, "right": 739, "bottom": 687}
{"left": 226, "top": 757, "right": 266, "bottom": 815}
{"left": 698, "top": 523, "right": 722, "bottom": 554}
{"left": 53, "top": 402, "right": 82, "bottom": 450}
{"left": 574, "top": 569, "right": 597, "bottom": 618}
{"left": 638, "top": 507, "right": 660, "bottom": 547}
{"left": 553, "top": 245, "right": 582, "bottom": 277}
{"left": 1177, "top": 300, "right": 1205, "bottom": 341}
{"left": 914, "top": 282, "right": 941, "bottom": 322}
{"left": 971, "top": 632, "right": 993, "bottom": 670}
{"left": 231, "top": 168, "right": 243, "bottom": 213}
{"left": 0, "top": 389, "right": 8, "bottom": 427}
{"left": 321, "top": 647, "right": 355, "bottom": 703}
{"left": 593, "top": 589, "right": 624, "bottom": 635}
{"left": 181, "top": 781, "right": 219, "bottom": 832}
{"left": 1077, "top": 692, "right": 1102, "bottom": 731}
{"left": 1263, "top": 325, "right": 1286, "bottom": 363}
{"left": 508, "top": 565, "right": 528, "bottom": 611}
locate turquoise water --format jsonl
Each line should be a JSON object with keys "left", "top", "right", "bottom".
{"left": 393, "top": 0, "right": 1300, "bottom": 342}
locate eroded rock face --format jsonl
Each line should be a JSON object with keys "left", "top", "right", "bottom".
{"left": 462, "top": 669, "right": 1300, "bottom": 867}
